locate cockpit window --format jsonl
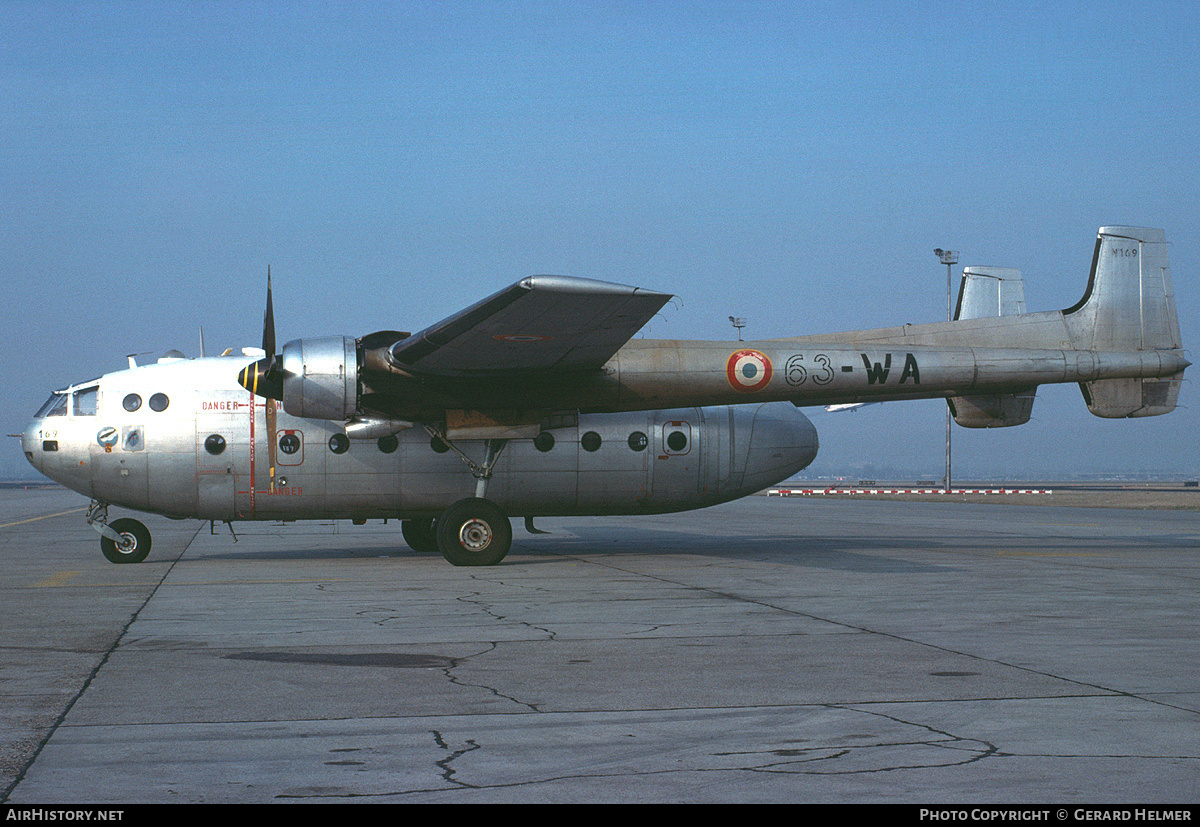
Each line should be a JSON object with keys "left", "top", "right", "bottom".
{"left": 73, "top": 386, "right": 99, "bottom": 416}
{"left": 37, "top": 392, "right": 68, "bottom": 418}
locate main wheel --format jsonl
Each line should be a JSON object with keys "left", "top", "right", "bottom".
{"left": 100, "top": 518, "right": 152, "bottom": 564}
{"left": 435, "top": 498, "right": 512, "bottom": 566}
{"left": 401, "top": 518, "right": 439, "bottom": 553}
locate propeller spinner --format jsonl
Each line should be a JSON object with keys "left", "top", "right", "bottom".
{"left": 237, "top": 268, "right": 285, "bottom": 400}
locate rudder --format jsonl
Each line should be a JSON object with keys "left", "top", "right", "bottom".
{"left": 1065, "top": 227, "right": 1184, "bottom": 417}
{"left": 1064, "top": 226, "right": 1181, "bottom": 352}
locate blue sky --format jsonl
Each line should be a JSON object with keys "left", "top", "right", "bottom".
{"left": 3, "top": 1, "right": 1198, "bottom": 478}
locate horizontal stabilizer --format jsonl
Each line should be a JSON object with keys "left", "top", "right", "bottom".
{"left": 1080, "top": 377, "right": 1182, "bottom": 418}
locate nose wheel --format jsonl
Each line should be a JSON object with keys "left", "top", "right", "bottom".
{"left": 87, "top": 503, "right": 152, "bottom": 564}
{"left": 436, "top": 498, "right": 512, "bottom": 566}
{"left": 99, "top": 517, "right": 152, "bottom": 564}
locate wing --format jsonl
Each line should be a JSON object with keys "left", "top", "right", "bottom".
{"left": 381, "top": 275, "right": 672, "bottom": 378}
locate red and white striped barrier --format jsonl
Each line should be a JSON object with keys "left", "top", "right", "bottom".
{"left": 768, "top": 487, "right": 1053, "bottom": 496}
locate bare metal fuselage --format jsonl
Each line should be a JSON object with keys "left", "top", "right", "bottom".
{"left": 23, "top": 356, "right": 818, "bottom": 523}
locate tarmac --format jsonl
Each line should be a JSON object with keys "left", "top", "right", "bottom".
{"left": 0, "top": 484, "right": 1197, "bottom": 804}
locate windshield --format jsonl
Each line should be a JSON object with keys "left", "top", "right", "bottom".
{"left": 36, "top": 392, "right": 68, "bottom": 418}
{"left": 73, "top": 385, "right": 99, "bottom": 416}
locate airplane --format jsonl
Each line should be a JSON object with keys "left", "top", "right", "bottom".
{"left": 20, "top": 226, "right": 1188, "bottom": 567}
{"left": 824, "top": 402, "right": 878, "bottom": 412}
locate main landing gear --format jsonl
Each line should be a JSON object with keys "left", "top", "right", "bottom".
{"left": 402, "top": 498, "right": 514, "bottom": 566}
{"left": 400, "top": 517, "right": 439, "bottom": 554}
{"left": 436, "top": 498, "right": 513, "bottom": 566}
{"left": 87, "top": 502, "right": 152, "bottom": 564}
{"left": 401, "top": 432, "right": 516, "bottom": 566}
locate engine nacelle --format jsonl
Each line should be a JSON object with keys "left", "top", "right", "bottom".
{"left": 280, "top": 336, "right": 359, "bottom": 420}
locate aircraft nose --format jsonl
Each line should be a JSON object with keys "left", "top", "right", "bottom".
{"left": 21, "top": 419, "right": 43, "bottom": 473}
{"left": 743, "top": 402, "right": 819, "bottom": 490}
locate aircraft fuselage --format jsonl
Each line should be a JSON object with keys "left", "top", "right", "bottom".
{"left": 23, "top": 354, "right": 819, "bottom": 524}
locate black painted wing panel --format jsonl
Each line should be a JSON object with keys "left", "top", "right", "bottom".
{"left": 385, "top": 275, "right": 672, "bottom": 377}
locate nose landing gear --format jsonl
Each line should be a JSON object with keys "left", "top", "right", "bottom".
{"left": 87, "top": 502, "right": 152, "bottom": 564}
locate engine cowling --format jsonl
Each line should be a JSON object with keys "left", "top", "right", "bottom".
{"left": 280, "top": 336, "right": 359, "bottom": 420}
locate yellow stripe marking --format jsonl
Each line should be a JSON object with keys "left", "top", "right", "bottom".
{"left": 35, "top": 570, "right": 81, "bottom": 587}
{"left": 0, "top": 507, "right": 87, "bottom": 529}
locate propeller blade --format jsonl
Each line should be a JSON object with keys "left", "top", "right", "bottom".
{"left": 263, "top": 265, "right": 276, "bottom": 366}
{"left": 238, "top": 267, "right": 284, "bottom": 400}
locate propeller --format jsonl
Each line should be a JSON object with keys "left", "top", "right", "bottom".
{"left": 237, "top": 267, "right": 282, "bottom": 496}
{"left": 237, "top": 267, "right": 285, "bottom": 400}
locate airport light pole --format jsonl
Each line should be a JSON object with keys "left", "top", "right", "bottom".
{"left": 934, "top": 248, "right": 959, "bottom": 493}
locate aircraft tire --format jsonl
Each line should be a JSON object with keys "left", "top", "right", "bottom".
{"left": 100, "top": 518, "right": 152, "bottom": 564}
{"left": 436, "top": 498, "right": 512, "bottom": 566}
{"left": 401, "top": 518, "right": 439, "bottom": 554}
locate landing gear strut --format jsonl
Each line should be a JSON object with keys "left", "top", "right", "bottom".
{"left": 417, "top": 427, "right": 515, "bottom": 566}
{"left": 87, "top": 502, "right": 152, "bottom": 564}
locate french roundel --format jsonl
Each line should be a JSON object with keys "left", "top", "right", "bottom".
{"left": 726, "top": 349, "right": 773, "bottom": 392}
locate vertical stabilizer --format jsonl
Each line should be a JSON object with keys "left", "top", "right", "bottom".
{"left": 954, "top": 267, "right": 1026, "bottom": 321}
{"left": 950, "top": 267, "right": 1036, "bottom": 427}
{"left": 1065, "top": 227, "right": 1185, "bottom": 417}
{"left": 1065, "top": 227, "right": 1181, "bottom": 352}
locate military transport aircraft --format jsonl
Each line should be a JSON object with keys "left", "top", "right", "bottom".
{"left": 22, "top": 226, "right": 1188, "bottom": 566}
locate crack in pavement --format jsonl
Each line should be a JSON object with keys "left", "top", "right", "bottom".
{"left": 431, "top": 729, "right": 481, "bottom": 788}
